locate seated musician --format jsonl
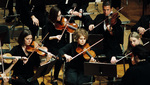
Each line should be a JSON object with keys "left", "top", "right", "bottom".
{"left": 57, "top": 0, "right": 92, "bottom": 29}
{"left": 120, "top": 45, "right": 150, "bottom": 85}
{"left": 131, "top": 15, "right": 150, "bottom": 38}
{"left": 88, "top": 0, "right": 123, "bottom": 64}
{"left": 124, "top": 32, "right": 143, "bottom": 66}
{"left": 7, "top": 29, "right": 52, "bottom": 85}
{"left": 58, "top": 28, "right": 96, "bottom": 85}
{"left": 42, "top": 6, "right": 68, "bottom": 85}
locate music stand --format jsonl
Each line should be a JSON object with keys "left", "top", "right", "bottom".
{"left": 27, "top": 59, "right": 56, "bottom": 82}
{"left": 84, "top": 62, "right": 117, "bottom": 77}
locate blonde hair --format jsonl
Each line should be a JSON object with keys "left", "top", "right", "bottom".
{"left": 73, "top": 29, "right": 88, "bottom": 42}
{"left": 125, "top": 32, "right": 143, "bottom": 54}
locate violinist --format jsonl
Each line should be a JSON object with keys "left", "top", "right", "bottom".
{"left": 120, "top": 45, "right": 150, "bottom": 85}
{"left": 8, "top": 29, "right": 52, "bottom": 85}
{"left": 124, "top": 32, "right": 143, "bottom": 67}
{"left": 131, "top": 15, "right": 150, "bottom": 38}
{"left": 87, "top": 0, "right": 123, "bottom": 64}
{"left": 57, "top": 0, "right": 92, "bottom": 30}
{"left": 42, "top": 7, "right": 68, "bottom": 85}
{"left": 58, "top": 29, "right": 96, "bottom": 85}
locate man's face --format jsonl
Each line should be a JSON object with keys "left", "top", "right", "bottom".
{"left": 103, "top": 6, "right": 113, "bottom": 16}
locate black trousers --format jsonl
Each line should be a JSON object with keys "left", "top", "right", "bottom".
{"left": 65, "top": 68, "right": 91, "bottom": 85}
{"left": 21, "top": 12, "right": 48, "bottom": 40}
{"left": 10, "top": 76, "right": 39, "bottom": 85}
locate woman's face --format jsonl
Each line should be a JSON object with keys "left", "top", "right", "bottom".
{"left": 24, "top": 35, "right": 32, "bottom": 46}
{"left": 78, "top": 35, "right": 86, "bottom": 46}
{"left": 130, "top": 37, "right": 140, "bottom": 47}
{"left": 57, "top": 11, "right": 61, "bottom": 21}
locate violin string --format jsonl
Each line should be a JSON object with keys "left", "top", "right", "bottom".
{"left": 28, "top": 32, "right": 49, "bottom": 60}
{"left": 117, "top": 41, "right": 150, "bottom": 63}
{"left": 72, "top": 38, "right": 104, "bottom": 60}
{"left": 0, "top": 40, "right": 5, "bottom": 74}
{"left": 58, "top": 7, "right": 76, "bottom": 42}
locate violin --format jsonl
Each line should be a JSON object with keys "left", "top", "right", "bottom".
{"left": 55, "top": 17, "right": 78, "bottom": 33}
{"left": 26, "top": 41, "right": 58, "bottom": 59}
{"left": 0, "top": 53, "right": 23, "bottom": 64}
{"left": 106, "top": 12, "right": 119, "bottom": 27}
{"left": 76, "top": 43, "right": 96, "bottom": 60}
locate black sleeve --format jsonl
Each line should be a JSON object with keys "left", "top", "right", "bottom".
{"left": 120, "top": 68, "right": 135, "bottom": 85}
{"left": 21, "top": 0, "right": 33, "bottom": 17}
{"left": 131, "top": 16, "right": 143, "bottom": 32}
{"left": 58, "top": 43, "right": 73, "bottom": 59}
{"left": 79, "top": 0, "right": 89, "bottom": 12}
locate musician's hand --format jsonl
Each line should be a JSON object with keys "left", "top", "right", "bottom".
{"left": 89, "top": 57, "right": 96, "bottom": 63}
{"left": 107, "top": 25, "right": 113, "bottom": 35}
{"left": 12, "top": 58, "right": 19, "bottom": 65}
{"left": 22, "top": 57, "right": 28, "bottom": 65}
{"left": 46, "top": 53, "right": 53, "bottom": 62}
{"left": 137, "top": 27, "right": 146, "bottom": 35}
{"left": 89, "top": 24, "right": 95, "bottom": 31}
{"left": 64, "top": 54, "right": 72, "bottom": 62}
{"left": 2, "top": 74, "right": 9, "bottom": 83}
{"left": 56, "top": 35, "right": 62, "bottom": 40}
{"left": 31, "top": 15, "right": 39, "bottom": 26}
{"left": 72, "top": 11, "right": 82, "bottom": 18}
{"left": 110, "top": 56, "right": 117, "bottom": 64}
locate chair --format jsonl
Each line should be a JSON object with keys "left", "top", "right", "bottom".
{"left": 0, "top": 25, "right": 11, "bottom": 53}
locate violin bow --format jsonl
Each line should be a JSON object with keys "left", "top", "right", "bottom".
{"left": 117, "top": 41, "right": 150, "bottom": 63}
{"left": 58, "top": 7, "right": 76, "bottom": 42}
{"left": 0, "top": 40, "right": 5, "bottom": 74}
{"left": 72, "top": 38, "right": 104, "bottom": 60}
{"left": 27, "top": 32, "right": 49, "bottom": 60}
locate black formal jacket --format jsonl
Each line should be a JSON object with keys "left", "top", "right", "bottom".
{"left": 120, "top": 61, "right": 150, "bottom": 85}
{"left": 89, "top": 14, "right": 123, "bottom": 61}
{"left": 131, "top": 15, "right": 150, "bottom": 38}
{"left": 19, "top": 0, "right": 47, "bottom": 25}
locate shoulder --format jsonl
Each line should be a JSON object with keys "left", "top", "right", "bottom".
{"left": 96, "top": 14, "right": 105, "bottom": 18}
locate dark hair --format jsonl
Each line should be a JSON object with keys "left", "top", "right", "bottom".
{"left": 49, "top": 6, "right": 60, "bottom": 23}
{"left": 18, "top": 29, "right": 32, "bottom": 46}
{"left": 132, "top": 45, "right": 149, "bottom": 60}
{"left": 103, "top": 0, "right": 112, "bottom": 8}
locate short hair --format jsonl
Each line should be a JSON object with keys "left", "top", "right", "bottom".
{"left": 103, "top": 0, "right": 112, "bottom": 8}
{"left": 18, "top": 29, "right": 32, "bottom": 46}
{"left": 73, "top": 29, "right": 88, "bottom": 42}
{"left": 132, "top": 45, "right": 149, "bottom": 60}
{"left": 49, "top": 6, "right": 60, "bottom": 23}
